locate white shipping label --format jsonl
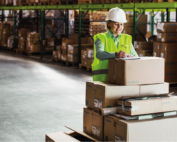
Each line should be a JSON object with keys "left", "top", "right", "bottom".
{"left": 115, "top": 136, "right": 125, "bottom": 142}
{"left": 92, "top": 125, "right": 100, "bottom": 137}
{"left": 153, "top": 52, "right": 157, "bottom": 57}
{"left": 88, "top": 50, "right": 94, "bottom": 58}
{"left": 157, "top": 33, "right": 161, "bottom": 38}
{"left": 94, "top": 99, "right": 102, "bottom": 108}
{"left": 157, "top": 22, "right": 164, "bottom": 31}
{"left": 68, "top": 46, "right": 73, "bottom": 52}
{"left": 161, "top": 53, "right": 164, "bottom": 58}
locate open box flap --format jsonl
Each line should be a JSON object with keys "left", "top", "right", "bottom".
{"left": 65, "top": 126, "right": 99, "bottom": 142}
{"left": 46, "top": 132, "right": 79, "bottom": 142}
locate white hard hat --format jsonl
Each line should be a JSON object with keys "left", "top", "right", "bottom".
{"left": 105, "top": 7, "right": 127, "bottom": 23}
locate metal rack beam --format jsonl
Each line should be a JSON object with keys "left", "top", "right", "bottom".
{"left": 0, "top": 5, "right": 79, "bottom": 10}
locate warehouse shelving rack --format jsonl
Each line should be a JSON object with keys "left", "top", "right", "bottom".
{"left": 0, "top": 2, "right": 177, "bottom": 62}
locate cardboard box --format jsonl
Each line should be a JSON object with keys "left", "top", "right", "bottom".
{"left": 160, "top": 43, "right": 177, "bottom": 62}
{"left": 145, "top": 31, "right": 151, "bottom": 39}
{"left": 45, "top": 46, "right": 54, "bottom": 51}
{"left": 81, "top": 50, "right": 87, "bottom": 66}
{"left": 67, "top": 54, "right": 78, "bottom": 63}
{"left": 123, "top": 23, "right": 147, "bottom": 35}
{"left": 165, "top": 73, "right": 177, "bottom": 82}
{"left": 83, "top": 107, "right": 104, "bottom": 141}
{"left": 130, "top": 34, "right": 146, "bottom": 41}
{"left": 126, "top": 14, "right": 147, "bottom": 23}
{"left": 136, "top": 49, "right": 153, "bottom": 57}
{"left": 0, "top": 23, "right": 10, "bottom": 30}
{"left": 134, "top": 41, "right": 153, "bottom": 50}
{"left": 86, "top": 81, "right": 169, "bottom": 109}
{"left": 87, "top": 48, "right": 94, "bottom": 59}
{"left": 57, "top": 47, "right": 61, "bottom": 61}
{"left": 62, "top": 38, "right": 78, "bottom": 54}
{"left": 30, "top": 43, "right": 41, "bottom": 52}
{"left": 157, "top": 22, "right": 177, "bottom": 33}
{"left": 117, "top": 96, "right": 177, "bottom": 116}
{"left": 157, "top": 33, "right": 177, "bottom": 42}
{"left": 46, "top": 38, "right": 54, "bottom": 46}
{"left": 53, "top": 51, "right": 58, "bottom": 59}
{"left": 108, "top": 57, "right": 164, "bottom": 85}
{"left": 87, "top": 58, "right": 94, "bottom": 67}
{"left": 104, "top": 115, "right": 177, "bottom": 142}
{"left": 61, "top": 54, "right": 68, "bottom": 61}
{"left": 153, "top": 42, "right": 161, "bottom": 57}
{"left": 165, "top": 62, "right": 177, "bottom": 73}
{"left": 46, "top": 127, "right": 98, "bottom": 142}
{"left": 18, "top": 28, "right": 31, "bottom": 37}
{"left": 67, "top": 44, "right": 93, "bottom": 55}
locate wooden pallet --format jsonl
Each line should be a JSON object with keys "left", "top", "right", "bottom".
{"left": 61, "top": 61, "right": 78, "bottom": 66}
{"left": 79, "top": 64, "right": 91, "bottom": 71}
{"left": 14, "top": 49, "right": 26, "bottom": 54}
{"left": 0, "top": 46, "right": 14, "bottom": 52}
{"left": 78, "top": 0, "right": 92, "bottom": 4}
{"left": 14, "top": 49, "right": 52, "bottom": 56}
{"left": 52, "top": 58, "right": 60, "bottom": 63}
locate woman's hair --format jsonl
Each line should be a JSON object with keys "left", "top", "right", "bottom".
{"left": 106, "top": 20, "right": 112, "bottom": 31}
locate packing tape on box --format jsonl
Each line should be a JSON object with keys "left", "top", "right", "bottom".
{"left": 113, "top": 59, "right": 117, "bottom": 83}
{"left": 118, "top": 105, "right": 139, "bottom": 112}
{"left": 100, "top": 107, "right": 118, "bottom": 116}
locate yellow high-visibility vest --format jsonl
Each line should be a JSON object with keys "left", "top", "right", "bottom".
{"left": 92, "top": 32, "right": 132, "bottom": 81}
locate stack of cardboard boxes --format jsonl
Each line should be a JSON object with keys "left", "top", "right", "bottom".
{"left": 134, "top": 41, "right": 153, "bottom": 57}
{"left": 46, "top": 57, "right": 177, "bottom": 141}
{"left": 18, "top": 28, "right": 31, "bottom": 50}
{"left": 1, "top": 25, "right": 13, "bottom": 47}
{"left": 26, "top": 32, "right": 41, "bottom": 52}
{"left": 0, "top": 22, "right": 13, "bottom": 47}
{"left": 83, "top": 57, "right": 177, "bottom": 141}
{"left": 74, "top": 11, "right": 107, "bottom": 37}
{"left": 59, "top": 34, "right": 93, "bottom": 64}
{"left": 7, "top": 36, "right": 16, "bottom": 49}
{"left": 154, "top": 22, "right": 177, "bottom": 82}
{"left": 123, "top": 14, "right": 147, "bottom": 41}
{"left": 81, "top": 45, "right": 94, "bottom": 68}
{"left": 45, "top": 38, "right": 55, "bottom": 52}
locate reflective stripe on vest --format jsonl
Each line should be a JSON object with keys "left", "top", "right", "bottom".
{"left": 92, "top": 69, "right": 108, "bottom": 76}
{"left": 92, "top": 32, "right": 132, "bottom": 81}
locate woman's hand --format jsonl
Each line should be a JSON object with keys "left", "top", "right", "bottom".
{"left": 115, "top": 51, "right": 127, "bottom": 58}
{"left": 127, "top": 54, "right": 134, "bottom": 58}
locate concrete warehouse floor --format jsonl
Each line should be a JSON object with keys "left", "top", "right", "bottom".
{"left": 0, "top": 51, "right": 92, "bottom": 142}
{"left": 0, "top": 51, "right": 177, "bottom": 142}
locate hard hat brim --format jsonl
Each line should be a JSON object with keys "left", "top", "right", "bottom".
{"left": 105, "top": 19, "right": 127, "bottom": 23}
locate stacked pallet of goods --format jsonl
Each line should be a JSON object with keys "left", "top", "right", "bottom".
{"left": 0, "top": 22, "right": 13, "bottom": 48}
{"left": 74, "top": 10, "right": 107, "bottom": 37}
{"left": 153, "top": 22, "right": 177, "bottom": 83}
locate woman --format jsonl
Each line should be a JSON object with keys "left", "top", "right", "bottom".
{"left": 92, "top": 7, "right": 138, "bottom": 81}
